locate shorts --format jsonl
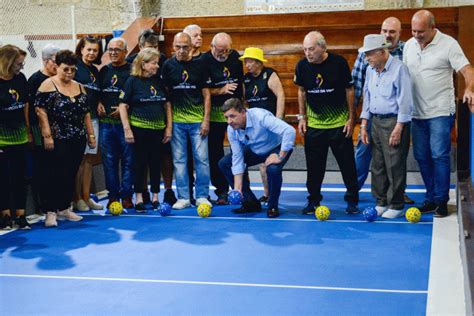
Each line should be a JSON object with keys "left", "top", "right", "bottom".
{"left": 84, "top": 118, "right": 99, "bottom": 155}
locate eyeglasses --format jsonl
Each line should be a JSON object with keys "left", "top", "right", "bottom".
{"left": 212, "top": 46, "right": 230, "bottom": 55}
{"left": 107, "top": 48, "right": 125, "bottom": 53}
{"left": 15, "top": 62, "right": 25, "bottom": 68}
{"left": 61, "top": 66, "right": 77, "bottom": 73}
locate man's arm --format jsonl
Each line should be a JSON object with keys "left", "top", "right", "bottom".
{"left": 351, "top": 52, "right": 367, "bottom": 108}
{"left": 459, "top": 64, "right": 474, "bottom": 110}
{"left": 343, "top": 86, "right": 356, "bottom": 138}
{"left": 200, "top": 87, "right": 211, "bottom": 136}
{"left": 297, "top": 86, "right": 307, "bottom": 136}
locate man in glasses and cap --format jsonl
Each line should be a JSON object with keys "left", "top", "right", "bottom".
{"left": 359, "top": 34, "right": 413, "bottom": 218}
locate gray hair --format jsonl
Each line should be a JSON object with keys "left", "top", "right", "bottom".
{"left": 305, "top": 31, "right": 327, "bottom": 49}
{"left": 183, "top": 24, "right": 201, "bottom": 34}
{"left": 108, "top": 37, "right": 128, "bottom": 50}
{"left": 211, "top": 32, "right": 232, "bottom": 46}
{"left": 42, "top": 44, "right": 61, "bottom": 61}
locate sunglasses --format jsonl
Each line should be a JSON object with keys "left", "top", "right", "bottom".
{"left": 61, "top": 66, "right": 77, "bottom": 73}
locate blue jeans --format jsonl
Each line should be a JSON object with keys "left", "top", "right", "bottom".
{"left": 218, "top": 146, "right": 292, "bottom": 209}
{"left": 355, "top": 120, "right": 372, "bottom": 190}
{"left": 171, "top": 122, "right": 210, "bottom": 200}
{"left": 99, "top": 123, "right": 134, "bottom": 200}
{"left": 412, "top": 115, "right": 454, "bottom": 204}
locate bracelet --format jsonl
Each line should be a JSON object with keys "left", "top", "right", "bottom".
{"left": 43, "top": 134, "right": 52, "bottom": 139}
{"left": 360, "top": 124, "right": 367, "bottom": 129}
{"left": 278, "top": 155, "right": 285, "bottom": 161}
{"left": 89, "top": 134, "right": 96, "bottom": 139}
{"left": 297, "top": 114, "right": 306, "bottom": 120}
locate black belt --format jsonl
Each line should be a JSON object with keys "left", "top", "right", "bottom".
{"left": 371, "top": 113, "right": 397, "bottom": 119}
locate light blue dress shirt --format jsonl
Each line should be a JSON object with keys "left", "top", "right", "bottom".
{"left": 361, "top": 55, "right": 413, "bottom": 123}
{"left": 228, "top": 107, "right": 296, "bottom": 175}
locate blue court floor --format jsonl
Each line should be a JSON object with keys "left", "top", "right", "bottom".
{"left": 0, "top": 184, "right": 434, "bottom": 315}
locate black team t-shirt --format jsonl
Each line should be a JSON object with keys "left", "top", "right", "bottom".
{"left": 244, "top": 67, "right": 278, "bottom": 115}
{"left": 74, "top": 59, "right": 100, "bottom": 119}
{"left": 99, "top": 62, "right": 131, "bottom": 124}
{"left": 0, "top": 73, "right": 28, "bottom": 146}
{"left": 294, "top": 53, "right": 353, "bottom": 129}
{"left": 27, "top": 70, "right": 49, "bottom": 144}
{"left": 202, "top": 50, "right": 243, "bottom": 122}
{"left": 119, "top": 76, "right": 167, "bottom": 130}
{"left": 161, "top": 56, "right": 209, "bottom": 123}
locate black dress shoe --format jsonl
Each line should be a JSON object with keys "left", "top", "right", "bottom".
{"left": 419, "top": 201, "right": 437, "bottom": 213}
{"left": 404, "top": 194, "right": 415, "bottom": 204}
{"left": 267, "top": 207, "right": 279, "bottom": 218}
{"left": 433, "top": 202, "right": 448, "bottom": 218}
{"left": 152, "top": 201, "right": 160, "bottom": 209}
{"left": 232, "top": 201, "right": 262, "bottom": 214}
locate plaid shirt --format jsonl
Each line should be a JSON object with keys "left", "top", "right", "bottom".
{"left": 352, "top": 40, "right": 405, "bottom": 107}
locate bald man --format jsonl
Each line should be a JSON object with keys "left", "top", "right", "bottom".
{"left": 161, "top": 32, "right": 212, "bottom": 209}
{"left": 183, "top": 24, "right": 203, "bottom": 59}
{"left": 295, "top": 31, "right": 359, "bottom": 215}
{"left": 404, "top": 10, "right": 474, "bottom": 217}
{"left": 202, "top": 33, "right": 243, "bottom": 204}
{"left": 351, "top": 17, "right": 414, "bottom": 203}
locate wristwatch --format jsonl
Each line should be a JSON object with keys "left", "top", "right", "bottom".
{"left": 297, "top": 114, "right": 306, "bottom": 120}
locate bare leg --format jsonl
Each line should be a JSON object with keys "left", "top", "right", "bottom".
{"left": 81, "top": 154, "right": 94, "bottom": 201}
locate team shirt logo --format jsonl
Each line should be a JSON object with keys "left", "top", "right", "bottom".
{"left": 89, "top": 71, "right": 96, "bottom": 83}
{"left": 315, "top": 73, "right": 324, "bottom": 87}
{"left": 150, "top": 85, "right": 157, "bottom": 96}
{"left": 252, "top": 85, "right": 258, "bottom": 96}
{"left": 110, "top": 74, "right": 118, "bottom": 86}
{"left": 223, "top": 67, "right": 230, "bottom": 79}
{"left": 181, "top": 70, "right": 189, "bottom": 83}
{"left": 9, "top": 89, "right": 19, "bottom": 102}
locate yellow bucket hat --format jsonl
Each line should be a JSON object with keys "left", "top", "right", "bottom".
{"left": 239, "top": 47, "right": 267, "bottom": 63}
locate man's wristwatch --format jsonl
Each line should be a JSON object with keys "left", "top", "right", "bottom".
{"left": 297, "top": 114, "right": 306, "bottom": 120}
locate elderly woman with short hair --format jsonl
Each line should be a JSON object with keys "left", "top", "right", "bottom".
{"left": 36, "top": 49, "right": 96, "bottom": 227}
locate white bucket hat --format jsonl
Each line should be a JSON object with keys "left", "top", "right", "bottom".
{"left": 358, "top": 34, "right": 391, "bottom": 53}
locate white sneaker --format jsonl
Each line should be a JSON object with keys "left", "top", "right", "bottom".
{"left": 375, "top": 206, "right": 388, "bottom": 216}
{"left": 172, "top": 199, "right": 191, "bottom": 210}
{"left": 58, "top": 208, "right": 83, "bottom": 222}
{"left": 382, "top": 209, "right": 405, "bottom": 219}
{"left": 87, "top": 198, "right": 104, "bottom": 210}
{"left": 196, "top": 198, "right": 212, "bottom": 207}
{"left": 45, "top": 212, "right": 58, "bottom": 227}
{"left": 75, "top": 199, "right": 91, "bottom": 211}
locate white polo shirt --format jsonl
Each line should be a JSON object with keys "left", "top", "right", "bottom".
{"left": 403, "top": 29, "right": 470, "bottom": 119}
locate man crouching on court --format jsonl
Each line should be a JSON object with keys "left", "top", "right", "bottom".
{"left": 218, "top": 98, "right": 295, "bottom": 218}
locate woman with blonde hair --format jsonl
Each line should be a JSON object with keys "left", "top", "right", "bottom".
{"left": 0, "top": 44, "right": 32, "bottom": 229}
{"left": 119, "top": 48, "right": 172, "bottom": 211}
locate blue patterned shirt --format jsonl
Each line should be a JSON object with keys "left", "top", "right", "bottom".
{"left": 352, "top": 41, "right": 404, "bottom": 107}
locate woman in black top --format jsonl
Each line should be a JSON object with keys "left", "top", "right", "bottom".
{"left": 0, "top": 45, "right": 31, "bottom": 230}
{"left": 119, "top": 48, "right": 172, "bottom": 211}
{"left": 36, "top": 50, "right": 96, "bottom": 227}
{"left": 73, "top": 36, "right": 104, "bottom": 212}
{"left": 240, "top": 47, "right": 286, "bottom": 203}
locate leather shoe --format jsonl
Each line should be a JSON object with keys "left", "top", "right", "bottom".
{"left": 433, "top": 202, "right": 448, "bottom": 218}
{"left": 267, "top": 207, "right": 279, "bottom": 218}
{"left": 404, "top": 194, "right": 415, "bottom": 204}
{"left": 232, "top": 200, "right": 262, "bottom": 214}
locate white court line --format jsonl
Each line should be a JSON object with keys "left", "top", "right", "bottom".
{"left": 92, "top": 213, "right": 433, "bottom": 225}
{"left": 0, "top": 273, "right": 427, "bottom": 294}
